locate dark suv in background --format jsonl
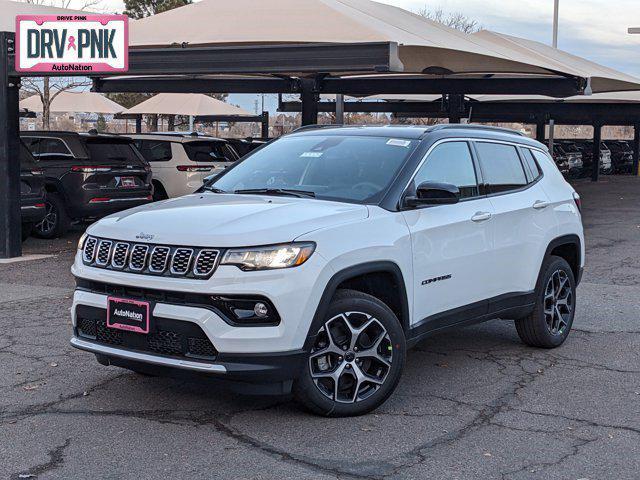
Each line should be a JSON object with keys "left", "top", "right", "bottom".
{"left": 20, "top": 140, "right": 46, "bottom": 241}
{"left": 21, "top": 131, "right": 153, "bottom": 239}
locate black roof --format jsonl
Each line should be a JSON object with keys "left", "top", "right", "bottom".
{"left": 288, "top": 123, "right": 545, "bottom": 149}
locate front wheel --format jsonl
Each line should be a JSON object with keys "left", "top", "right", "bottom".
{"left": 294, "top": 289, "right": 406, "bottom": 417}
{"left": 515, "top": 255, "right": 576, "bottom": 348}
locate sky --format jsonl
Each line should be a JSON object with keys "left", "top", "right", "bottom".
{"left": 64, "top": 0, "right": 640, "bottom": 113}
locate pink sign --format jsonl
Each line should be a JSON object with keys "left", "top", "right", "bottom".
{"left": 15, "top": 14, "right": 128, "bottom": 73}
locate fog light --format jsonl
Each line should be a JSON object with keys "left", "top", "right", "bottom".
{"left": 254, "top": 302, "right": 269, "bottom": 318}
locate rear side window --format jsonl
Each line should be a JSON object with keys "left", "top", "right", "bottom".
{"left": 412, "top": 141, "right": 479, "bottom": 199}
{"left": 134, "top": 140, "right": 172, "bottom": 162}
{"left": 84, "top": 139, "right": 142, "bottom": 163}
{"left": 521, "top": 148, "right": 542, "bottom": 181}
{"left": 475, "top": 142, "right": 527, "bottom": 194}
{"left": 25, "top": 137, "right": 73, "bottom": 160}
{"left": 183, "top": 141, "right": 238, "bottom": 162}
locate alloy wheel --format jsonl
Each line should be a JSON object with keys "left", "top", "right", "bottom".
{"left": 544, "top": 269, "right": 573, "bottom": 335}
{"left": 36, "top": 202, "right": 57, "bottom": 235}
{"left": 309, "top": 311, "right": 393, "bottom": 403}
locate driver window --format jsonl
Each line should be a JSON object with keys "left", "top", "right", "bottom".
{"left": 412, "top": 141, "right": 479, "bottom": 199}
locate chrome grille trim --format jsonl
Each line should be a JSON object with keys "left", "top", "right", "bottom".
{"left": 81, "top": 237, "right": 221, "bottom": 279}
{"left": 194, "top": 249, "right": 220, "bottom": 277}
{"left": 129, "top": 244, "right": 149, "bottom": 271}
{"left": 149, "top": 246, "right": 171, "bottom": 273}
{"left": 95, "top": 240, "right": 113, "bottom": 266}
{"left": 83, "top": 237, "right": 97, "bottom": 263}
{"left": 170, "top": 248, "right": 194, "bottom": 275}
{"left": 111, "top": 242, "right": 130, "bottom": 269}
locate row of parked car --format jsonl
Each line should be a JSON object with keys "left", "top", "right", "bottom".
{"left": 552, "top": 139, "right": 636, "bottom": 178}
{"left": 18, "top": 130, "right": 265, "bottom": 240}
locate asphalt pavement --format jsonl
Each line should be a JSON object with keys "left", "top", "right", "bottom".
{"left": 0, "top": 176, "right": 638, "bottom": 480}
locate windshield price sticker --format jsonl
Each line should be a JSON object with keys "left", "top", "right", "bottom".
{"left": 386, "top": 139, "right": 412, "bottom": 147}
{"left": 301, "top": 152, "right": 324, "bottom": 157}
{"left": 15, "top": 15, "right": 128, "bottom": 73}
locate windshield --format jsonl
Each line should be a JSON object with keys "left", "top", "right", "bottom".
{"left": 207, "top": 135, "right": 418, "bottom": 203}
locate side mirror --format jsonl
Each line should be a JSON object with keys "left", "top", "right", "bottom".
{"left": 404, "top": 181, "right": 460, "bottom": 208}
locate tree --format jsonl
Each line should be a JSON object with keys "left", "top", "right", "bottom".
{"left": 96, "top": 114, "right": 108, "bottom": 132}
{"left": 21, "top": 77, "right": 91, "bottom": 130}
{"left": 123, "top": 0, "right": 192, "bottom": 19}
{"left": 417, "top": 7, "right": 481, "bottom": 34}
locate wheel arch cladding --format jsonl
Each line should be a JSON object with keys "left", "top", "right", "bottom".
{"left": 544, "top": 234, "right": 582, "bottom": 283}
{"left": 308, "top": 261, "right": 410, "bottom": 350}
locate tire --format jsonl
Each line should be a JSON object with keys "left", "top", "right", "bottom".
{"left": 152, "top": 182, "right": 168, "bottom": 202}
{"left": 294, "top": 289, "right": 406, "bottom": 417}
{"left": 515, "top": 255, "right": 576, "bottom": 348}
{"left": 21, "top": 223, "right": 33, "bottom": 242}
{"left": 33, "top": 193, "right": 69, "bottom": 239}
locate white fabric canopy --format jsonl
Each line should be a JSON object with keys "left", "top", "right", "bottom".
{"left": 129, "top": 0, "right": 624, "bottom": 84}
{"left": 124, "top": 93, "right": 254, "bottom": 117}
{"left": 19, "top": 91, "right": 124, "bottom": 114}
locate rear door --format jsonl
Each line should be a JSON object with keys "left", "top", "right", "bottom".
{"left": 133, "top": 138, "right": 174, "bottom": 195}
{"left": 401, "top": 140, "right": 496, "bottom": 327}
{"left": 474, "top": 141, "right": 556, "bottom": 297}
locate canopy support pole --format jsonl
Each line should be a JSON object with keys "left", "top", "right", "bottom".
{"left": 633, "top": 123, "right": 640, "bottom": 176}
{"left": 135, "top": 115, "right": 142, "bottom": 133}
{"left": 261, "top": 111, "right": 269, "bottom": 138}
{"left": 591, "top": 122, "right": 602, "bottom": 182}
{"left": 535, "top": 121, "right": 546, "bottom": 143}
{"left": 300, "top": 78, "right": 319, "bottom": 126}
{"left": 335, "top": 94, "right": 345, "bottom": 124}
{"left": 0, "top": 32, "right": 21, "bottom": 258}
{"left": 447, "top": 94, "right": 464, "bottom": 124}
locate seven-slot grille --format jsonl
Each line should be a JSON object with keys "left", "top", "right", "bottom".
{"left": 82, "top": 236, "right": 220, "bottom": 279}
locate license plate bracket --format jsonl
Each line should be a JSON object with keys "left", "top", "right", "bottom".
{"left": 120, "top": 176, "right": 136, "bottom": 188}
{"left": 107, "top": 297, "right": 150, "bottom": 334}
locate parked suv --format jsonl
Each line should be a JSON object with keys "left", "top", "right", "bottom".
{"left": 606, "top": 140, "right": 634, "bottom": 174}
{"left": 21, "top": 131, "right": 153, "bottom": 238}
{"left": 71, "top": 125, "right": 584, "bottom": 416}
{"left": 19, "top": 140, "right": 46, "bottom": 241}
{"left": 129, "top": 133, "right": 240, "bottom": 200}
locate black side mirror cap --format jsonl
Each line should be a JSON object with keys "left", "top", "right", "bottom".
{"left": 404, "top": 181, "right": 460, "bottom": 208}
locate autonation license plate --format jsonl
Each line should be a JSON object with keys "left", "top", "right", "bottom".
{"left": 120, "top": 177, "right": 136, "bottom": 188}
{"left": 107, "top": 297, "right": 150, "bottom": 334}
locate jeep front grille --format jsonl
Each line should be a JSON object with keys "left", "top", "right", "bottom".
{"left": 82, "top": 236, "right": 220, "bottom": 279}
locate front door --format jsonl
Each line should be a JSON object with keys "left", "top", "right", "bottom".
{"left": 401, "top": 141, "right": 495, "bottom": 329}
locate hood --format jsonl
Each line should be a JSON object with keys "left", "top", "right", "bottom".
{"left": 88, "top": 193, "right": 369, "bottom": 247}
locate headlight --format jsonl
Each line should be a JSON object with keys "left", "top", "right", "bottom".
{"left": 77, "top": 233, "right": 88, "bottom": 250}
{"left": 221, "top": 242, "right": 315, "bottom": 271}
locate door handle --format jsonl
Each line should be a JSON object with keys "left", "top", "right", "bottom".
{"left": 471, "top": 211, "right": 492, "bottom": 222}
{"left": 533, "top": 200, "right": 550, "bottom": 210}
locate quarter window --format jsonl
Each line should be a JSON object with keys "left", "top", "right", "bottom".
{"left": 475, "top": 142, "right": 527, "bottom": 194}
{"left": 412, "top": 141, "right": 479, "bottom": 199}
{"left": 521, "top": 148, "right": 542, "bottom": 181}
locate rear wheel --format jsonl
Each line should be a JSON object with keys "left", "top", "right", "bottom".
{"left": 152, "top": 181, "right": 168, "bottom": 201}
{"left": 33, "top": 193, "right": 69, "bottom": 239}
{"left": 294, "top": 289, "right": 406, "bottom": 417}
{"left": 515, "top": 255, "right": 576, "bottom": 348}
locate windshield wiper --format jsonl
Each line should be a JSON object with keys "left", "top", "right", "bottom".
{"left": 234, "top": 188, "right": 316, "bottom": 198}
{"left": 203, "top": 186, "right": 227, "bottom": 193}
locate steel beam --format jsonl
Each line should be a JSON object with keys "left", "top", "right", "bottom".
{"left": 0, "top": 32, "right": 21, "bottom": 258}
{"left": 94, "top": 76, "right": 299, "bottom": 94}
{"left": 592, "top": 122, "right": 602, "bottom": 182}
{"left": 634, "top": 124, "right": 640, "bottom": 176}
{"left": 300, "top": 78, "right": 319, "bottom": 126}
{"left": 14, "top": 42, "right": 402, "bottom": 77}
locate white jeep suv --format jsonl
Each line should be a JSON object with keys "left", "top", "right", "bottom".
{"left": 71, "top": 125, "right": 584, "bottom": 417}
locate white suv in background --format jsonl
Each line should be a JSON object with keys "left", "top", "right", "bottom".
{"left": 71, "top": 125, "right": 584, "bottom": 417}
{"left": 129, "top": 133, "right": 240, "bottom": 200}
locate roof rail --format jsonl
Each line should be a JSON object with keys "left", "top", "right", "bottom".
{"left": 427, "top": 124, "right": 526, "bottom": 136}
{"left": 291, "top": 124, "right": 347, "bottom": 133}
